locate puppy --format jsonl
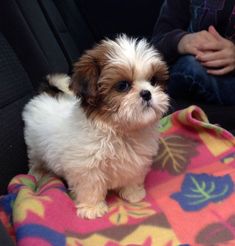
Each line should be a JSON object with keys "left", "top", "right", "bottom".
{"left": 22, "top": 35, "right": 169, "bottom": 219}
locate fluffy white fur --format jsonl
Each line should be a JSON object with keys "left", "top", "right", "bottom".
{"left": 22, "top": 35, "right": 169, "bottom": 219}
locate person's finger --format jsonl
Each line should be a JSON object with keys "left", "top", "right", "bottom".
{"left": 197, "top": 50, "right": 224, "bottom": 62}
{"left": 201, "top": 59, "right": 229, "bottom": 68}
{"left": 208, "top": 25, "right": 223, "bottom": 41}
{"left": 207, "top": 66, "right": 233, "bottom": 75}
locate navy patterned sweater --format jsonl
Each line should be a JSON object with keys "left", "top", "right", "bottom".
{"left": 151, "top": 0, "right": 235, "bottom": 64}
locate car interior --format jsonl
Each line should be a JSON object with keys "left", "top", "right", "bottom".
{"left": 0, "top": 0, "right": 235, "bottom": 245}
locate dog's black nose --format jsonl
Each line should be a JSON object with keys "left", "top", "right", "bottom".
{"left": 140, "top": 90, "right": 151, "bottom": 101}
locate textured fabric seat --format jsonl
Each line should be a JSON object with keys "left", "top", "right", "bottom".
{"left": 75, "top": 0, "right": 165, "bottom": 40}
{"left": 38, "top": 0, "right": 95, "bottom": 65}
{"left": 0, "top": 33, "right": 33, "bottom": 195}
{"left": 0, "top": 0, "right": 70, "bottom": 89}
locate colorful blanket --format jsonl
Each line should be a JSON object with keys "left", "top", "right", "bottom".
{"left": 1, "top": 105, "right": 235, "bottom": 246}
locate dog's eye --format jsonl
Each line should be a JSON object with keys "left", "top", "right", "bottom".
{"left": 150, "top": 76, "right": 157, "bottom": 86}
{"left": 115, "top": 80, "right": 131, "bottom": 92}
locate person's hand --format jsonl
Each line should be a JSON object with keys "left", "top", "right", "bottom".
{"left": 177, "top": 30, "right": 217, "bottom": 55}
{"left": 196, "top": 26, "right": 235, "bottom": 75}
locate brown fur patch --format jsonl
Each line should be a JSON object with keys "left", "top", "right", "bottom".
{"left": 151, "top": 62, "right": 169, "bottom": 90}
{"left": 70, "top": 43, "right": 108, "bottom": 107}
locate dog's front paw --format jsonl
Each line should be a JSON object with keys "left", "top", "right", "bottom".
{"left": 119, "top": 185, "right": 146, "bottom": 203}
{"left": 76, "top": 201, "right": 108, "bottom": 219}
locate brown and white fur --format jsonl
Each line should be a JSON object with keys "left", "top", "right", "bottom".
{"left": 22, "top": 35, "right": 169, "bottom": 219}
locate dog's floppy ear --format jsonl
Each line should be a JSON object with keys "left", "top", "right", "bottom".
{"left": 70, "top": 49, "right": 102, "bottom": 106}
{"left": 153, "top": 61, "right": 169, "bottom": 90}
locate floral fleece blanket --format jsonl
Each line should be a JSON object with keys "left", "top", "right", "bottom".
{"left": 1, "top": 105, "right": 235, "bottom": 246}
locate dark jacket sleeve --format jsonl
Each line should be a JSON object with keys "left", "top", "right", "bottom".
{"left": 151, "top": 0, "right": 191, "bottom": 64}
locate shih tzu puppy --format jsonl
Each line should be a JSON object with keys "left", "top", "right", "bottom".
{"left": 22, "top": 35, "right": 169, "bottom": 219}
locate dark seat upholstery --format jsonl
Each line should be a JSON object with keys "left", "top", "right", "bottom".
{"left": 0, "top": 33, "right": 33, "bottom": 195}
{"left": 39, "top": 0, "right": 95, "bottom": 63}
{"left": 37, "top": 0, "right": 87, "bottom": 66}
{"left": 75, "top": 0, "right": 165, "bottom": 40}
{"left": 0, "top": 0, "right": 70, "bottom": 89}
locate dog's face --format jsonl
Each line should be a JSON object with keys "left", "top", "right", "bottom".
{"left": 70, "top": 35, "right": 169, "bottom": 130}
